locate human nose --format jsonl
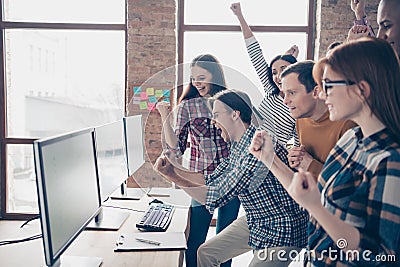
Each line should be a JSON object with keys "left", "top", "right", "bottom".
{"left": 318, "top": 90, "right": 327, "bottom": 101}
{"left": 282, "top": 94, "right": 289, "bottom": 105}
{"left": 377, "top": 27, "right": 385, "bottom": 40}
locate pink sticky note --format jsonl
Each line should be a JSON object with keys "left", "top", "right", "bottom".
{"left": 147, "top": 103, "right": 156, "bottom": 111}
{"left": 140, "top": 92, "right": 148, "bottom": 100}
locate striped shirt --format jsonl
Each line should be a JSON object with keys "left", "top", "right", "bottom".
{"left": 204, "top": 125, "right": 308, "bottom": 250}
{"left": 245, "top": 36, "right": 298, "bottom": 146}
{"left": 173, "top": 97, "right": 229, "bottom": 175}
{"left": 307, "top": 127, "right": 400, "bottom": 266}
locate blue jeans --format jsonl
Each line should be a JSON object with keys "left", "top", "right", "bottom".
{"left": 185, "top": 197, "right": 240, "bottom": 267}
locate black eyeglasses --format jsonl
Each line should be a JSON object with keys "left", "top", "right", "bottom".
{"left": 322, "top": 79, "right": 356, "bottom": 96}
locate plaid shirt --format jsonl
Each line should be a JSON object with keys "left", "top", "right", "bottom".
{"left": 173, "top": 97, "right": 229, "bottom": 175}
{"left": 307, "top": 127, "right": 400, "bottom": 266}
{"left": 205, "top": 125, "right": 308, "bottom": 250}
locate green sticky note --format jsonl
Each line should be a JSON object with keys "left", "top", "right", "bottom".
{"left": 155, "top": 89, "right": 163, "bottom": 97}
{"left": 139, "top": 101, "right": 148, "bottom": 110}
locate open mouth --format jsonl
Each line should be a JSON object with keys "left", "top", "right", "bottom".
{"left": 197, "top": 86, "right": 206, "bottom": 93}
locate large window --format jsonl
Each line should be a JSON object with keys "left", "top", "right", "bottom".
{"left": 1, "top": 0, "right": 126, "bottom": 219}
{"left": 178, "top": 0, "right": 315, "bottom": 105}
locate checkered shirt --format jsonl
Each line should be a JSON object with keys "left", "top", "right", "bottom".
{"left": 205, "top": 125, "right": 308, "bottom": 249}
{"left": 172, "top": 97, "right": 229, "bottom": 175}
{"left": 307, "top": 127, "right": 400, "bottom": 266}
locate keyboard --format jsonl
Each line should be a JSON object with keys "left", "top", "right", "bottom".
{"left": 136, "top": 203, "right": 175, "bottom": 232}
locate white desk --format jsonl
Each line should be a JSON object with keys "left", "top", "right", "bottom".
{"left": 0, "top": 188, "right": 191, "bottom": 267}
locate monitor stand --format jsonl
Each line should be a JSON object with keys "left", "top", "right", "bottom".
{"left": 47, "top": 256, "right": 102, "bottom": 267}
{"left": 86, "top": 207, "right": 129, "bottom": 231}
{"left": 110, "top": 183, "right": 147, "bottom": 200}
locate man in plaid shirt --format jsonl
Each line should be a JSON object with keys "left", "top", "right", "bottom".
{"left": 155, "top": 90, "right": 308, "bottom": 266}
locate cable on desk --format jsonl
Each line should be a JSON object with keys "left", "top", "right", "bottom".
{"left": 20, "top": 215, "right": 40, "bottom": 228}
{"left": 0, "top": 234, "right": 42, "bottom": 246}
{"left": 103, "top": 205, "right": 145, "bottom": 213}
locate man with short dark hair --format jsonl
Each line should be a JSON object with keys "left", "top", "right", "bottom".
{"left": 377, "top": 0, "right": 400, "bottom": 56}
{"left": 155, "top": 90, "right": 308, "bottom": 267}
{"left": 280, "top": 61, "right": 356, "bottom": 179}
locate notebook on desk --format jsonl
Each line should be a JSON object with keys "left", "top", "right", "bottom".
{"left": 146, "top": 187, "right": 171, "bottom": 197}
{"left": 114, "top": 232, "right": 187, "bottom": 251}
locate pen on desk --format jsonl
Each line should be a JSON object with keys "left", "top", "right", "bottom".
{"left": 135, "top": 237, "right": 161, "bottom": 246}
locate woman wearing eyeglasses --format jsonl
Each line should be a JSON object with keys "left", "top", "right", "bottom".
{"left": 250, "top": 37, "right": 400, "bottom": 266}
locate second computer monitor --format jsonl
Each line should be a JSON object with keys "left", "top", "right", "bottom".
{"left": 95, "top": 120, "right": 129, "bottom": 202}
{"left": 109, "top": 115, "right": 145, "bottom": 201}
{"left": 87, "top": 120, "right": 130, "bottom": 230}
{"left": 124, "top": 115, "right": 145, "bottom": 176}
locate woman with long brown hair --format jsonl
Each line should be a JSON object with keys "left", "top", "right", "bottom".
{"left": 250, "top": 37, "right": 400, "bottom": 266}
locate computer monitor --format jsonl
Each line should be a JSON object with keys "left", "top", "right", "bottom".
{"left": 86, "top": 120, "right": 129, "bottom": 230}
{"left": 125, "top": 115, "right": 145, "bottom": 176}
{"left": 34, "top": 128, "right": 102, "bottom": 267}
{"left": 111, "top": 115, "right": 146, "bottom": 200}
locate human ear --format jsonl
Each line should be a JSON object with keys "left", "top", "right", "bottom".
{"left": 356, "top": 80, "right": 370, "bottom": 99}
{"left": 232, "top": 110, "right": 240, "bottom": 121}
{"left": 312, "top": 85, "right": 320, "bottom": 99}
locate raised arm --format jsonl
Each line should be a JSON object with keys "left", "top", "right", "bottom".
{"left": 287, "top": 169, "right": 361, "bottom": 253}
{"left": 154, "top": 155, "right": 207, "bottom": 204}
{"left": 351, "top": 0, "right": 366, "bottom": 20}
{"left": 350, "top": 0, "right": 375, "bottom": 37}
{"left": 231, "top": 2, "right": 271, "bottom": 92}
{"left": 156, "top": 102, "right": 180, "bottom": 149}
{"left": 249, "top": 130, "right": 295, "bottom": 189}
{"left": 284, "top": 45, "right": 299, "bottom": 58}
{"left": 230, "top": 2, "right": 253, "bottom": 39}
{"left": 230, "top": 2, "right": 299, "bottom": 95}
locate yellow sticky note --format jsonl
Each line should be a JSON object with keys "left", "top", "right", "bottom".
{"left": 139, "top": 102, "right": 148, "bottom": 110}
{"left": 146, "top": 88, "right": 155, "bottom": 96}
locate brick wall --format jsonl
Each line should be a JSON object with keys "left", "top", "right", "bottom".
{"left": 126, "top": 0, "right": 176, "bottom": 188}
{"left": 315, "top": 0, "right": 380, "bottom": 59}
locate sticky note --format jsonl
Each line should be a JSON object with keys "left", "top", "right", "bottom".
{"left": 146, "top": 88, "right": 154, "bottom": 96}
{"left": 139, "top": 102, "right": 148, "bottom": 110}
{"left": 147, "top": 103, "right": 156, "bottom": 110}
{"left": 133, "top": 86, "right": 141, "bottom": 94}
{"left": 130, "top": 96, "right": 140, "bottom": 104}
{"left": 163, "top": 98, "right": 170, "bottom": 103}
{"left": 149, "top": 96, "right": 157, "bottom": 103}
{"left": 163, "top": 89, "right": 170, "bottom": 97}
{"left": 140, "top": 92, "right": 148, "bottom": 100}
{"left": 155, "top": 89, "right": 163, "bottom": 97}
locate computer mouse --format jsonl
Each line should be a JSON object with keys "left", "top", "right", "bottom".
{"left": 149, "top": 199, "right": 164, "bottom": 205}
